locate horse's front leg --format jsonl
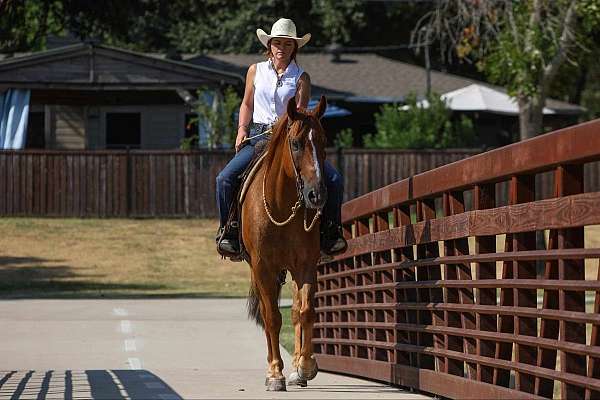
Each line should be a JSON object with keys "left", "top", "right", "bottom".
{"left": 288, "top": 268, "right": 318, "bottom": 385}
{"left": 288, "top": 280, "right": 308, "bottom": 387}
{"left": 258, "top": 296, "right": 274, "bottom": 385}
{"left": 253, "top": 266, "right": 286, "bottom": 391}
{"left": 291, "top": 280, "right": 302, "bottom": 369}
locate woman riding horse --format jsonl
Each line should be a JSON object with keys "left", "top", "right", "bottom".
{"left": 244, "top": 96, "right": 328, "bottom": 390}
{"left": 215, "top": 18, "right": 347, "bottom": 257}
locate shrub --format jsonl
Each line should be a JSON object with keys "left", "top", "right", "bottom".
{"left": 334, "top": 128, "right": 354, "bottom": 148}
{"left": 180, "top": 86, "right": 241, "bottom": 149}
{"left": 364, "top": 92, "right": 475, "bottom": 149}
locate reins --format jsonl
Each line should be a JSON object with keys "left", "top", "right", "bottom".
{"left": 261, "top": 122, "right": 321, "bottom": 232}
{"left": 239, "top": 128, "right": 272, "bottom": 146}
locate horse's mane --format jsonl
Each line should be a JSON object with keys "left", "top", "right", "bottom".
{"left": 263, "top": 108, "right": 312, "bottom": 172}
{"left": 263, "top": 115, "right": 290, "bottom": 171}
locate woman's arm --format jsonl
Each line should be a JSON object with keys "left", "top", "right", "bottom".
{"left": 295, "top": 72, "right": 311, "bottom": 110}
{"left": 235, "top": 64, "right": 256, "bottom": 152}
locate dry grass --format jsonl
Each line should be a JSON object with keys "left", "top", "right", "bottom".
{"left": 0, "top": 218, "right": 252, "bottom": 298}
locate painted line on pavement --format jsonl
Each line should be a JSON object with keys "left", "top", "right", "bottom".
{"left": 113, "top": 308, "right": 128, "bottom": 317}
{"left": 124, "top": 339, "right": 137, "bottom": 352}
{"left": 120, "top": 320, "right": 132, "bottom": 334}
{"left": 128, "top": 357, "right": 143, "bottom": 370}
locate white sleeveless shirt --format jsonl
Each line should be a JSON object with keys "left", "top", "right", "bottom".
{"left": 253, "top": 59, "right": 304, "bottom": 125}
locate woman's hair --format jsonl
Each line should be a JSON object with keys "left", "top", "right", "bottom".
{"left": 264, "top": 38, "right": 298, "bottom": 62}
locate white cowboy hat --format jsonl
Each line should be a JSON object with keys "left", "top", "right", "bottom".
{"left": 256, "top": 18, "right": 311, "bottom": 48}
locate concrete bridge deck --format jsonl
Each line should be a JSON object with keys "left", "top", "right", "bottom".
{"left": 0, "top": 299, "right": 428, "bottom": 399}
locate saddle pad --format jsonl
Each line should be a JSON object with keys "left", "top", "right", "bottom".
{"left": 239, "top": 151, "right": 268, "bottom": 205}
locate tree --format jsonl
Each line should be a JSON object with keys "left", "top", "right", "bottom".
{"left": 412, "top": 0, "right": 600, "bottom": 141}
{"left": 363, "top": 92, "right": 475, "bottom": 149}
{"left": 0, "top": 0, "right": 148, "bottom": 52}
{"left": 1, "top": 0, "right": 431, "bottom": 53}
{"left": 182, "top": 86, "right": 241, "bottom": 149}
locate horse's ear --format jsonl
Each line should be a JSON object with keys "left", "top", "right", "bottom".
{"left": 287, "top": 97, "right": 299, "bottom": 120}
{"left": 313, "top": 96, "right": 327, "bottom": 120}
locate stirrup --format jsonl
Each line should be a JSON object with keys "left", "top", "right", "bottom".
{"left": 216, "top": 225, "right": 243, "bottom": 261}
{"left": 320, "top": 222, "right": 348, "bottom": 256}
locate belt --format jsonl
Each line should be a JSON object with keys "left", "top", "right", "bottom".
{"left": 249, "top": 122, "right": 274, "bottom": 136}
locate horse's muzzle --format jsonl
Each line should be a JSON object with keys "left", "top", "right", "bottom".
{"left": 304, "top": 185, "right": 327, "bottom": 209}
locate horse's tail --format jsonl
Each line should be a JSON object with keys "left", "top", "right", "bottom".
{"left": 247, "top": 277, "right": 264, "bottom": 327}
{"left": 247, "top": 272, "right": 284, "bottom": 328}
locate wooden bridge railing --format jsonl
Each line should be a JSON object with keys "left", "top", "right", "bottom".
{"left": 313, "top": 119, "right": 600, "bottom": 399}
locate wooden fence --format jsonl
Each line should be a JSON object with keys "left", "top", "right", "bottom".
{"left": 1, "top": 147, "right": 598, "bottom": 218}
{"left": 313, "top": 119, "right": 600, "bottom": 399}
{"left": 0, "top": 148, "right": 481, "bottom": 218}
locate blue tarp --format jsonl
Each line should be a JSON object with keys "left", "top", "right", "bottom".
{"left": 308, "top": 98, "right": 351, "bottom": 118}
{"left": 0, "top": 88, "right": 31, "bottom": 149}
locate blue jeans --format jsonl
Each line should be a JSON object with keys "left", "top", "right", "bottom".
{"left": 216, "top": 125, "right": 343, "bottom": 228}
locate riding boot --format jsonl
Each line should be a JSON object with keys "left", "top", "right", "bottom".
{"left": 320, "top": 220, "right": 348, "bottom": 255}
{"left": 216, "top": 223, "right": 240, "bottom": 255}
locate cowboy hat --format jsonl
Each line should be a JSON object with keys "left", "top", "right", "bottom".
{"left": 256, "top": 18, "right": 311, "bottom": 48}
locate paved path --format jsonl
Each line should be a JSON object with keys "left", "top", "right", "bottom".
{"left": 0, "top": 299, "right": 428, "bottom": 399}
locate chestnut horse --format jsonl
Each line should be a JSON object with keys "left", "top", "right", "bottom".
{"left": 242, "top": 96, "right": 328, "bottom": 391}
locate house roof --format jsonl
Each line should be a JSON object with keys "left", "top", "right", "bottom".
{"left": 0, "top": 43, "right": 583, "bottom": 114}
{"left": 186, "top": 53, "right": 583, "bottom": 114}
{"left": 0, "top": 43, "right": 243, "bottom": 90}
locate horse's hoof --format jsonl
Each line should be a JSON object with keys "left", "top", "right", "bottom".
{"left": 298, "top": 359, "right": 318, "bottom": 381}
{"left": 288, "top": 371, "right": 307, "bottom": 387}
{"left": 266, "top": 377, "right": 286, "bottom": 391}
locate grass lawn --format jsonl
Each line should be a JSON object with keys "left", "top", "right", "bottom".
{"left": 0, "top": 218, "right": 253, "bottom": 298}
{"left": 280, "top": 306, "right": 295, "bottom": 354}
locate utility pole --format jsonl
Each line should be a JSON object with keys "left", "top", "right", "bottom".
{"left": 422, "top": 27, "right": 432, "bottom": 97}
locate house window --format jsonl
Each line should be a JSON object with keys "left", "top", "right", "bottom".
{"left": 106, "top": 112, "right": 141, "bottom": 149}
{"left": 25, "top": 112, "right": 45, "bottom": 148}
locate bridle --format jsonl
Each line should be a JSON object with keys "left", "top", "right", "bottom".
{"left": 262, "top": 118, "right": 322, "bottom": 232}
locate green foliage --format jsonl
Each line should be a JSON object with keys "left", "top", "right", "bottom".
{"left": 310, "top": 0, "right": 366, "bottom": 45}
{"left": 1, "top": 0, "right": 428, "bottom": 53}
{"left": 363, "top": 93, "right": 475, "bottom": 149}
{"left": 182, "top": 86, "right": 241, "bottom": 149}
{"left": 334, "top": 128, "right": 354, "bottom": 148}
{"left": 578, "top": 0, "right": 600, "bottom": 32}
{"left": 479, "top": 2, "right": 546, "bottom": 99}
{"left": 179, "top": 135, "right": 197, "bottom": 151}
{"left": 0, "top": 0, "right": 63, "bottom": 52}
{"left": 477, "top": 1, "right": 600, "bottom": 100}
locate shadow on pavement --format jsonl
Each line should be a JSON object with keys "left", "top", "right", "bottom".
{"left": 0, "top": 369, "right": 183, "bottom": 400}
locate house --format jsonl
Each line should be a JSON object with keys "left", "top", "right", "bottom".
{"left": 0, "top": 42, "right": 584, "bottom": 150}
{"left": 188, "top": 53, "right": 584, "bottom": 147}
{"left": 0, "top": 42, "right": 242, "bottom": 150}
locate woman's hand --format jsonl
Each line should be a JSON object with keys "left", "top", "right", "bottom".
{"left": 235, "top": 127, "right": 247, "bottom": 152}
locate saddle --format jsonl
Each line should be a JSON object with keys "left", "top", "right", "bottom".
{"left": 218, "top": 139, "right": 270, "bottom": 262}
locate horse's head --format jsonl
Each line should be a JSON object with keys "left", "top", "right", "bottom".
{"left": 285, "top": 96, "right": 328, "bottom": 210}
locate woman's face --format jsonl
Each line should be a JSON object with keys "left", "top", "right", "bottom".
{"left": 270, "top": 38, "right": 296, "bottom": 62}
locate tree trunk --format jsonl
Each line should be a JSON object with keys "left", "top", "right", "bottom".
{"left": 518, "top": 93, "right": 545, "bottom": 140}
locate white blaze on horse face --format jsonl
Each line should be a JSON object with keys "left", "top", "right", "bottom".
{"left": 308, "top": 129, "right": 322, "bottom": 183}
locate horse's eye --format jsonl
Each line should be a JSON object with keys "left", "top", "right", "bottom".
{"left": 291, "top": 139, "right": 302, "bottom": 151}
